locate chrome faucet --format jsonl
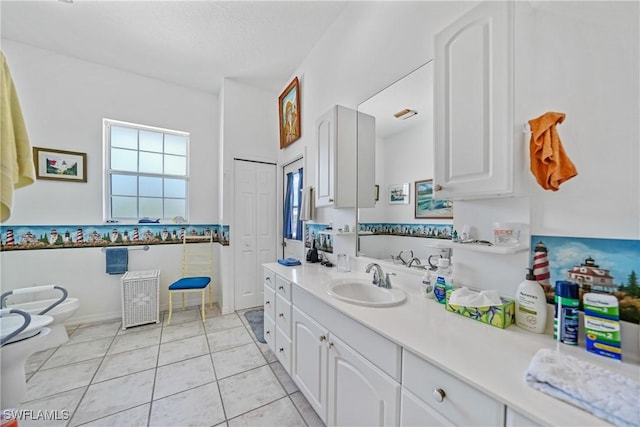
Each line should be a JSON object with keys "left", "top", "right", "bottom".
{"left": 407, "top": 257, "right": 422, "bottom": 268}
{"left": 365, "top": 263, "right": 394, "bottom": 289}
{"left": 365, "top": 262, "right": 385, "bottom": 286}
{"left": 397, "top": 250, "right": 413, "bottom": 265}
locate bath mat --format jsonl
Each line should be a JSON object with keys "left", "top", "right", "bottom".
{"left": 244, "top": 308, "right": 266, "bottom": 343}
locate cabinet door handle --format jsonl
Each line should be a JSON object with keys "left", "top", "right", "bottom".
{"left": 434, "top": 184, "right": 443, "bottom": 192}
{"left": 329, "top": 198, "right": 334, "bottom": 202}
{"left": 328, "top": 342, "right": 334, "bottom": 349}
{"left": 279, "top": 347, "right": 284, "bottom": 353}
{"left": 265, "top": 300, "right": 270, "bottom": 305}
{"left": 319, "top": 335, "right": 326, "bottom": 342}
{"left": 265, "top": 330, "right": 270, "bottom": 335}
{"left": 432, "top": 388, "right": 446, "bottom": 402}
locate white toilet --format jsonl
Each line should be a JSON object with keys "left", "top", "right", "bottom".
{"left": 0, "top": 309, "right": 53, "bottom": 409}
{"left": 1, "top": 285, "right": 79, "bottom": 350}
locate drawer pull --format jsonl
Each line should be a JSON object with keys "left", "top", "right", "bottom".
{"left": 319, "top": 335, "right": 326, "bottom": 342}
{"left": 265, "top": 300, "right": 270, "bottom": 305}
{"left": 265, "top": 277, "right": 271, "bottom": 281}
{"left": 279, "top": 347, "right": 284, "bottom": 353}
{"left": 279, "top": 313, "right": 284, "bottom": 318}
{"left": 432, "top": 388, "right": 446, "bottom": 403}
{"left": 278, "top": 286, "right": 284, "bottom": 291}
{"left": 265, "top": 330, "right": 270, "bottom": 335}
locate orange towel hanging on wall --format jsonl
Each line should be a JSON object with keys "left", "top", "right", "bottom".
{"left": 528, "top": 112, "right": 578, "bottom": 191}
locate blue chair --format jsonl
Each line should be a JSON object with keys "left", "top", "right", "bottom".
{"left": 167, "top": 234, "right": 214, "bottom": 325}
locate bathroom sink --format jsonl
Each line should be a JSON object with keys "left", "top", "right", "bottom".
{"left": 327, "top": 278, "right": 407, "bottom": 307}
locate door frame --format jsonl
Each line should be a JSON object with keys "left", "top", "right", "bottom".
{"left": 282, "top": 156, "right": 304, "bottom": 259}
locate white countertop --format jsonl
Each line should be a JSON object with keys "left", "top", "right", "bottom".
{"left": 264, "top": 261, "right": 640, "bottom": 427}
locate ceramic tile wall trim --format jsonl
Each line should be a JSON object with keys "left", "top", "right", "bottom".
{"left": 0, "top": 224, "right": 230, "bottom": 251}
{"left": 358, "top": 222, "right": 453, "bottom": 239}
{"left": 530, "top": 235, "right": 640, "bottom": 325}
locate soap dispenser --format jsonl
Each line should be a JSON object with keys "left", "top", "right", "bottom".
{"left": 515, "top": 268, "right": 547, "bottom": 334}
{"left": 433, "top": 258, "right": 452, "bottom": 304}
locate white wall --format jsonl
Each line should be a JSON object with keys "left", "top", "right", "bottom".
{"left": 274, "top": 1, "right": 638, "bottom": 355}
{"left": 277, "top": 1, "right": 477, "bottom": 261}
{"left": 0, "top": 40, "right": 219, "bottom": 323}
{"left": 219, "top": 78, "right": 278, "bottom": 313}
{"left": 370, "top": 124, "right": 434, "bottom": 223}
{"left": 526, "top": 2, "right": 639, "bottom": 239}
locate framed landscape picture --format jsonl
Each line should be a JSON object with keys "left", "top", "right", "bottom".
{"left": 33, "top": 147, "right": 87, "bottom": 183}
{"left": 415, "top": 179, "right": 452, "bottom": 218}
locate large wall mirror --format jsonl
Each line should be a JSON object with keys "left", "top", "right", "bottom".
{"left": 356, "top": 61, "right": 453, "bottom": 266}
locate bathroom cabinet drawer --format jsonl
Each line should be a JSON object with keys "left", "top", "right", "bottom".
{"left": 275, "top": 275, "right": 292, "bottom": 301}
{"left": 401, "top": 387, "right": 450, "bottom": 426}
{"left": 263, "top": 313, "right": 275, "bottom": 353}
{"left": 402, "top": 350, "right": 504, "bottom": 426}
{"left": 275, "top": 294, "right": 292, "bottom": 337}
{"left": 263, "top": 268, "right": 275, "bottom": 290}
{"left": 263, "top": 284, "right": 275, "bottom": 321}
{"left": 275, "top": 325, "right": 292, "bottom": 373}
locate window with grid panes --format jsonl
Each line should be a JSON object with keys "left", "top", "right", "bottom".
{"left": 104, "top": 119, "right": 189, "bottom": 221}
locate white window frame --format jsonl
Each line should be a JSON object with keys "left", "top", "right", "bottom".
{"left": 103, "top": 118, "right": 190, "bottom": 222}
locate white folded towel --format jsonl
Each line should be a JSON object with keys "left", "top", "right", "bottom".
{"left": 300, "top": 186, "right": 314, "bottom": 221}
{"left": 525, "top": 348, "right": 640, "bottom": 427}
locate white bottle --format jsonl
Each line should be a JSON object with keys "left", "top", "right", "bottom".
{"left": 420, "top": 270, "right": 435, "bottom": 299}
{"left": 515, "top": 268, "right": 547, "bottom": 333}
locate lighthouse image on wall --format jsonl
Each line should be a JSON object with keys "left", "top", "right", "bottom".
{"left": 533, "top": 241, "right": 551, "bottom": 292}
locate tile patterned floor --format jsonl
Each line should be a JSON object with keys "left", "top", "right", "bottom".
{"left": 18, "top": 306, "right": 325, "bottom": 427}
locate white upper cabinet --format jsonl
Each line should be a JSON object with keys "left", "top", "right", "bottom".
{"left": 434, "top": 1, "right": 522, "bottom": 200}
{"left": 316, "top": 105, "right": 374, "bottom": 208}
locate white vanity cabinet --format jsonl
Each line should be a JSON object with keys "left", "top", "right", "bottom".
{"left": 434, "top": 1, "right": 523, "bottom": 200}
{"left": 291, "top": 285, "right": 401, "bottom": 425}
{"left": 327, "top": 333, "right": 401, "bottom": 426}
{"left": 316, "top": 105, "right": 374, "bottom": 208}
{"left": 265, "top": 274, "right": 291, "bottom": 373}
{"left": 291, "top": 306, "right": 329, "bottom": 422}
{"left": 401, "top": 350, "right": 505, "bottom": 426}
{"left": 262, "top": 268, "right": 275, "bottom": 351}
{"left": 505, "top": 407, "right": 539, "bottom": 427}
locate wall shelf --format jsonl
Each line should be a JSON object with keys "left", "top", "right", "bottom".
{"left": 318, "top": 230, "right": 355, "bottom": 236}
{"left": 429, "top": 240, "right": 530, "bottom": 255}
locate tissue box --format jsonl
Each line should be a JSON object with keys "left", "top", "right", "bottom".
{"left": 445, "top": 289, "right": 515, "bottom": 329}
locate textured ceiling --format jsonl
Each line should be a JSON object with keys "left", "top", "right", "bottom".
{"left": 0, "top": 1, "right": 349, "bottom": 94}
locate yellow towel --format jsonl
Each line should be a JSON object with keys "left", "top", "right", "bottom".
{"left": 1, "top": 51, "right": 35, "bottom": 222}
{"left": 528, "top": 112, "right": 578, "bottom": 191}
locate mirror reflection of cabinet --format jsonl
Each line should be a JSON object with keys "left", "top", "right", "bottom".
{"left": 316, "top": 105, "right": 374, "bottom": 208}
{"left": 356, "top": 62, "right": 452, "bottom": 262}
{"left": 434, "top": 1, "right": 523, "bottom": 200}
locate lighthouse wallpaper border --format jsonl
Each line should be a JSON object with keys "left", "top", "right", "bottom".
{"left": 530, "top": 235, "right": 640, "bottom": 324}
{"left": 0, "top": 224, "right": 229, "bottom": 251}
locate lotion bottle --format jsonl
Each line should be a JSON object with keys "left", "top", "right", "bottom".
{"left": 515, "top": 268, "right": 547, "bottom": 333}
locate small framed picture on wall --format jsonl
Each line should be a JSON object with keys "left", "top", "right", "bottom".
{"left": 415, "top": 179, "right": 453, "bottom": 218}
{"left": 388, "top": 183, "right": 410, "bottom": 205}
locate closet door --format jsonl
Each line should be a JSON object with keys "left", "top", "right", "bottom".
{"left": 234, "top": 160, "right": 276, "bottom": 310}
